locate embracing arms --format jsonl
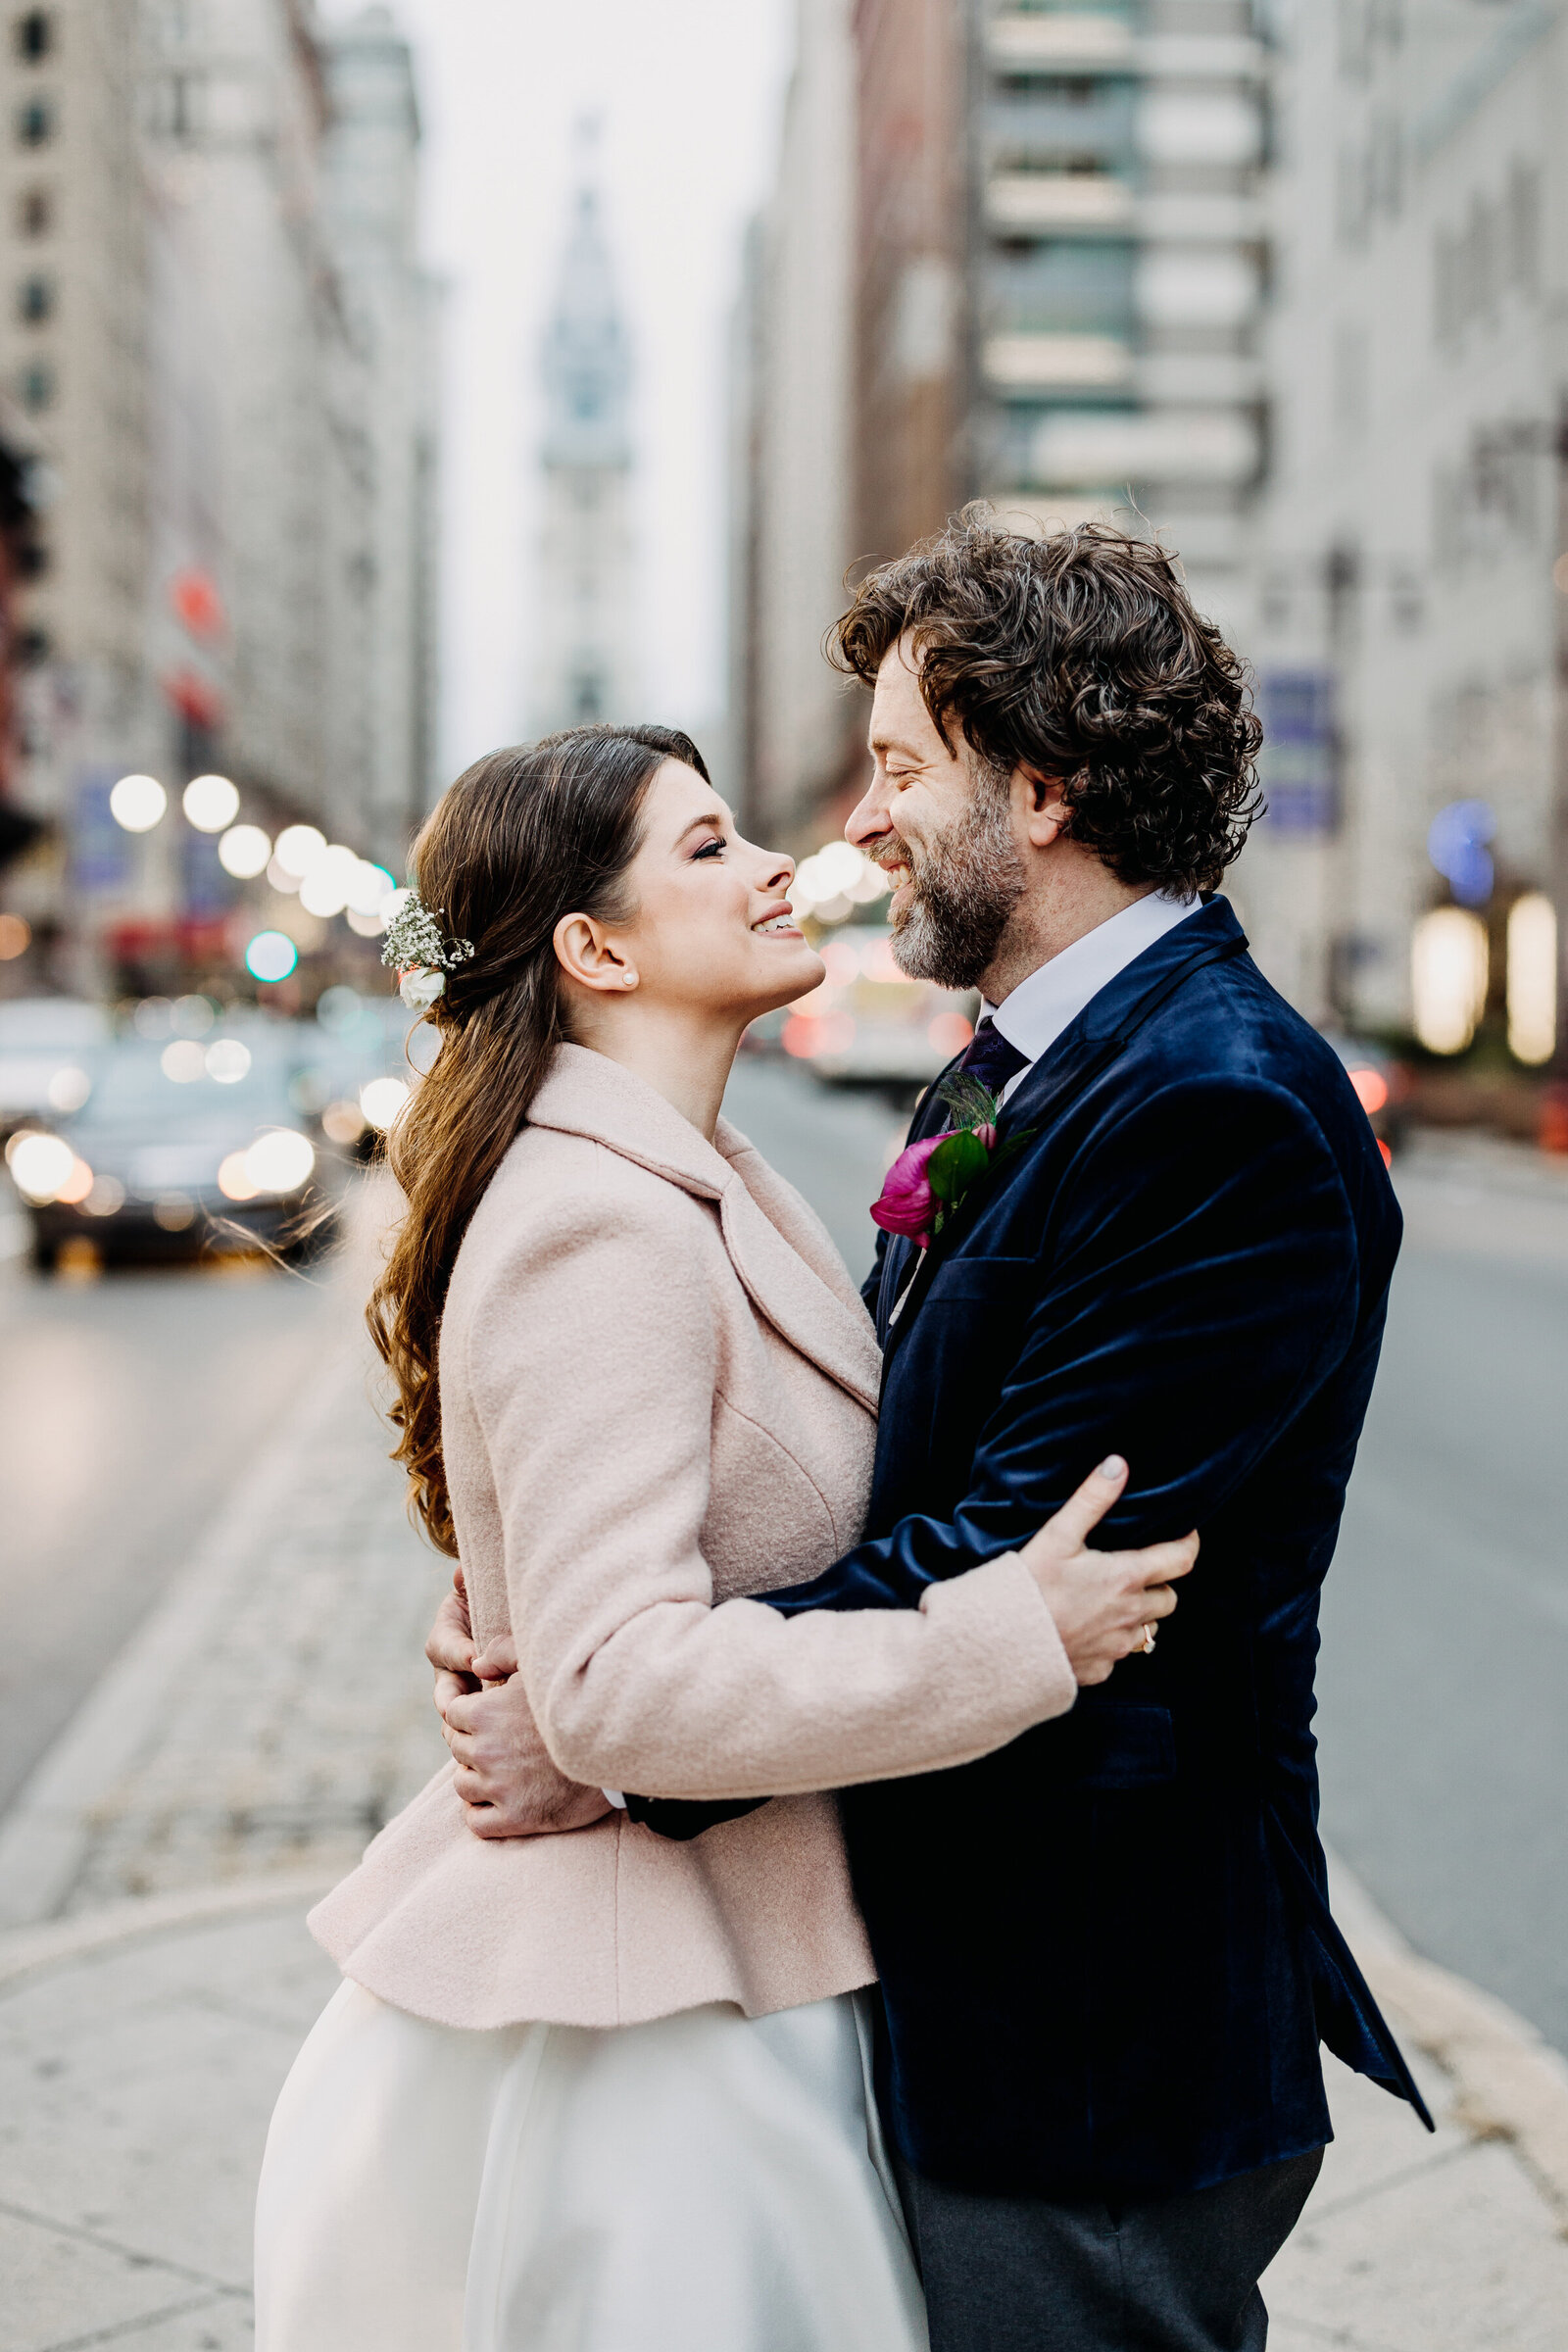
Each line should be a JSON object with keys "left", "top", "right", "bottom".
{"left": 437, "top": 1183, "right": 1194, "bottom": 1821}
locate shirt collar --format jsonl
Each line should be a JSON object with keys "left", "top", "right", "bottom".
{"left": 986, "top": 892, "right": 1201, "bottom": 1072}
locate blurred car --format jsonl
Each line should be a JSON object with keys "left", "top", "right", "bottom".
{"left": 9, "top": 1024, "right": 340, "bottom": 1268}
{"left": 781, "top": 928, "right": 977, "bottom": 1092}
{"left": 0, "top": 998, "right": 110, "bottom": 1138}
{"left": 1321, "top": 1032, "right": 1412, "bottom": 1162}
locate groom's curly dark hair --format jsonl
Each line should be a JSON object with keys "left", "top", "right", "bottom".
{"left": 831, "top": 508, "right": 1264, "bottom": 897}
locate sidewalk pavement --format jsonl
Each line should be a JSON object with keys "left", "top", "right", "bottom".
{"left": 3, "top": 1232, "right": 1568, "bottom": 2348}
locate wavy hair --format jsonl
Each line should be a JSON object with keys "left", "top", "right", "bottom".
{"left": 368, "top": 724, "right": 708, "bottom": 1553}
{"left": 833, "top": 509, "right": 1263, "bottom": 894}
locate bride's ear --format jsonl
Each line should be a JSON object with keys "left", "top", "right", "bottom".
{"left": 553, "top": 911, "right": 638, "bottom": 996}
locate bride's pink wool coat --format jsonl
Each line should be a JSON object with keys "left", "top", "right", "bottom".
{"left": 310, "top": 1044, "right": 1075, "bottom": 2032}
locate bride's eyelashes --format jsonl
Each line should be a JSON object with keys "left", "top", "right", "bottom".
{"left": 692, "top": 838, "right": 725, "bottom": 862}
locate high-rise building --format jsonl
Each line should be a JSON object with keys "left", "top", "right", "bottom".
{"left": 1239, "top": 0, "right": 1566, "bottom": 1064}
{"left": 728, "top": 0, "right": 858, "bottom": 839}
{"left": 965, "top": 0, "right": 1265, "bottom": 637}
{"left": 529, "top": 155, "right": 638, "bottom": 737}
{"left": 729, "top": 0, "right": 1269, "bottom": 848}
{"left": 320, "top": 4, "right": 440, "bottom": 863}
{"left": 0, "top": 0, "right": 438, "bottom": 994}
{"left": 0, "top": 0, "right": 162, "bottom": 981}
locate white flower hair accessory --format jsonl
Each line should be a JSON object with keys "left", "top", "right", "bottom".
{"left": 380, "top": 888, "right": 475, "bottom": 1010}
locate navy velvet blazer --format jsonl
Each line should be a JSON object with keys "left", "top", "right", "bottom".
{"left": 631, "top": 900, "right": 1432, "bottom": 2198}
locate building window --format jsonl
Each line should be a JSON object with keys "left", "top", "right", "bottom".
{"left": 19, "top": 359, "right": 54, "bottom": 411}
{"left": 18, "top": 274, "right": 53, "bottom": 323}
{"left": 15, "top": 11, "right": 52, "bottom": 62}
{"left": 19, "top": 186, "right": 51, "bottom": 235}
{"left": 17, "top": 96, "right": 53, "bottom": 145}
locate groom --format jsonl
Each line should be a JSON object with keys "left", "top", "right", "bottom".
{"left": 433, "top": 516, "right": 1431, "bottom": 2349}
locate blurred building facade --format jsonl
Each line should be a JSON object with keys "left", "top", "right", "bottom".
{"left": 1239, "top": 0, "right": 1566, "bottom": 1062}
{"left": 528, "top": 164, "right": 638, "bottom": 737}
{"left": 730, "top": 0, "right": 858, "bottom": 838}
{"left": 0, "top": 0, "right": 437, "bottom": 996}
{"left": 731, "top": 0, "right": 1267, "bottom": 846}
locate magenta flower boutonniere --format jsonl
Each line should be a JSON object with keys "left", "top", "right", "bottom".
{"left": 870, "top": 1075, "right": 1031, "bottom": 1252}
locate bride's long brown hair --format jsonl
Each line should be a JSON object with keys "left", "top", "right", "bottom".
{"left": 368, "top": 724, "right": 710, "bottom": 1552}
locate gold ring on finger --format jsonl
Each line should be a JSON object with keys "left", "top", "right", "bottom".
{"left": 1138, "top": 1623, "right": 1156, "bottom": 1654}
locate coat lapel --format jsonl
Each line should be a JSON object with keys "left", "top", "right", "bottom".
{"left": 527, "top": 1045, "right": 882, "bottom": 1412}
{"left": 881, "top": 901, "right": 1250, "bottom": 1364}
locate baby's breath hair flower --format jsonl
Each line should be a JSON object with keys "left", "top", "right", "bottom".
{"left": 381, "top": 888, "right": 474, "bottom": 1009}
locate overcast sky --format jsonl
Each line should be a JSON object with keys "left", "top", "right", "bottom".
{"left": 319, "top": 0, "right": 794, "bottom": 782}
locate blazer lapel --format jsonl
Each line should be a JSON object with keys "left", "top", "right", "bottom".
{"left": 528, "top": 1044, "right": 882, "bottom": 1412}
{"left": 882, "top": 902, "right": 1250, "bottom": 1364}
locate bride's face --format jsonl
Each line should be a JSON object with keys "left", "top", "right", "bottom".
{"left": 569, "top": 760, "right": 824, "bottom": 1023}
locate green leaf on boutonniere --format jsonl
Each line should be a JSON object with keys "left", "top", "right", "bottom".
{"left": 927, "top": 1126, "right": 990, "bottom": 1203}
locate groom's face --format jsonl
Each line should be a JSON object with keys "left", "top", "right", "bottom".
{"left": 849, "top": 634, "right": 1027, "bottom": 992}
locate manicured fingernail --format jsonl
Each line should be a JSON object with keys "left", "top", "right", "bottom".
{"left": 1098, "top": 1455, "right": 1126, "bottom": 1480}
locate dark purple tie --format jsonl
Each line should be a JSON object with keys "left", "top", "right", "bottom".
{"left": 956, "top": 1016, "right": 1030, "bottom": 1098}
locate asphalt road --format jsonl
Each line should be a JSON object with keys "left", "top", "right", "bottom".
{"left": 5, "top": 1061, "right": 1566, "bottom": 2063}
{"left": 0, "top": 1217, "right": 342, "bottom": 1817}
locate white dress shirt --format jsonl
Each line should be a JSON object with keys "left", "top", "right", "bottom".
{"left": 984, "top": 891, "right": 1201, "bottom": 1102}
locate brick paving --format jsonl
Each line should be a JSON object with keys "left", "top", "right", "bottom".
{"left": 62, "top": 1357, "right": 446, "bottom": 1916}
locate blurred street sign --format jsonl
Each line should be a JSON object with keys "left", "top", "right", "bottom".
{"left": 1259, "top": 669, "right": 1340, "bottom": 835}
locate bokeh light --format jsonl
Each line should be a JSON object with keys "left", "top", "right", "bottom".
{"left": 205, "top": 1039, "right": 252, "bottom": 1084}
{"left": 171, "top": 994, "right": 215, "bottom": 1037}
{"left": 1411, "top": 907, "right": 1489, "bottom": 1054}
{"left": 0, "top": 912, "right": 30, "bottom": 958}
{"left": 359, "top": 1075, "right": 410, "bottom": 1131}
{"left": 161, "top": 1040, "right": 208, "bottom": 1083}
{"left": 245, "top": 930, "right": 299, "bottom": 983}
{"left": 55, "top": 1155, "right": 94, "bottom": 1205}
{"left": 244, "top": 1128, "right": 316, "bottom": 1194}
{"left": 46, "top": 1064, "right": 91, "bottom": 1112}
{"left": 273, "top": 824, "right": 327, "bottom": 878}
{"left": 1506, "top": 892, "right": 1557, "bottom": 1066}
{"left": 321, "top": 1098, "right": 368, "bottom": 1145}
{"left": 218, "top": 1151, "right": 260, "bottom": 1201}
{"left": 298, "top": 843, "right": 361, "bottom": 918}
{"left": 109, "top": 774, "right": 167, "bottom": 833}
{"left": 316, "top": 986, "right": 363, "bottom": 1034}
{"left": 1348, "top": 1065, "right": 1390, "bottom": 1116}
{"left": 1427, "top": 801, "right": 1496, "bottom": 909}
{"left": 219, "top": 823, "right": 272, "bottom": 879}
{"left": 791, "top": 842, "right": 891, "bottom": 926}
{"left": 182, "top": 774, "right": 240, "bottom": 832}
{"left": 8, "top": 1131, "right": 75, "bottom": 1202}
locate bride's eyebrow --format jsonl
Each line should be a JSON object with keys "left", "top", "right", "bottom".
{"left": 672, "top": 814, "right": 725, "bottom": 851}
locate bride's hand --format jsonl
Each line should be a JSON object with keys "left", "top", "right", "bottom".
{"left": 440, "top": 1632, "right": 614, "bottom": 1839}
{"left": 1020, "top": 1456, "right": 1198, "bottom": 1688}
{"left": 426, "top": 1564, "right": 479, "bottom": 1713}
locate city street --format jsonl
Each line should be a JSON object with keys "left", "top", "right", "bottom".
{"left": 0, "top": 1222, "right": 342, "bottom": 1820}
{"left": 5, "top": 1063, "right": 1567, "bottom": 2068}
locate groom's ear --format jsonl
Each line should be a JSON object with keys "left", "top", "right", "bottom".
{"left": 1017, "top": 763, "right": 1073, "bottom": 849}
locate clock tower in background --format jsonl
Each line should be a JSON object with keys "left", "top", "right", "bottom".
{"left": 529, "top": 125, "right": 639, "bottom": 736}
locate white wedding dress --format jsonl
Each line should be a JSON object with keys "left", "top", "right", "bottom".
{"left": 254, "top": 1977, "right": 927, "bottom": 2352}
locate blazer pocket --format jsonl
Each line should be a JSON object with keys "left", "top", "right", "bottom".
{"left": 923, "top": 1253, "right": 1036, "bottom": 1304}
{"left": 1056, "top": 1701, "right": 1177, "bottom": 1790}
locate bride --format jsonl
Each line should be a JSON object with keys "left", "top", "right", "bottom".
{"left": 253, "top": 723, "right": 1195, "bottom": 2351}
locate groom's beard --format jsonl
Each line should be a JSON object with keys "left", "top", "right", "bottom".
{"left": 885, "top": 769, "right": 1027, "bottom": 992}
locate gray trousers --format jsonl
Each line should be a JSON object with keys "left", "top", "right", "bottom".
{"left": 893, "top": 2145, "right": 1324, "bottom": 2352}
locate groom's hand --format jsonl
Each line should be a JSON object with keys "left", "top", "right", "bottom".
{"left": 1021, "top": 1455, "right": 1198, "bottom": 1687}
{"left": 438, "top": 1634, "right": 613, "bottom": 1840}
